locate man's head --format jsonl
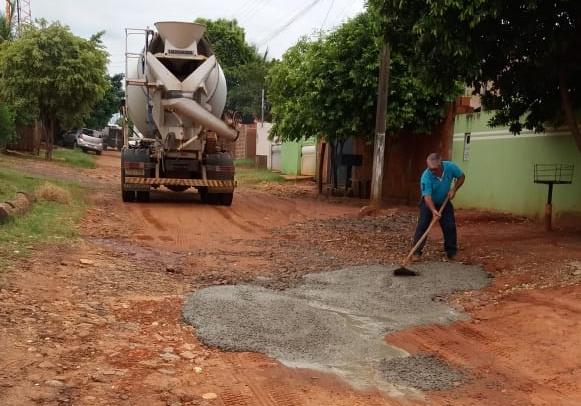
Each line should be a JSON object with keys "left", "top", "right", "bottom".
{"left": 427, "top": 153, "right": 442, "bottom": 172}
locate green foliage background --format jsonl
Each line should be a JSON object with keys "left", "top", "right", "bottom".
{"left": 196, "top": 18, "right": 270, "bottom": 123}
{"left": 267, "top": 11, "right": 460, "bottom": 142}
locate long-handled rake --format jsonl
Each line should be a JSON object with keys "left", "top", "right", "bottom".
{"left": 392, "top": 196, "right": 450, "bottom": 277}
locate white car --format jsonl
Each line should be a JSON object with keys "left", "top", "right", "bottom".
{"left": 77, "top": 128, "right": 104, "bottom": 155}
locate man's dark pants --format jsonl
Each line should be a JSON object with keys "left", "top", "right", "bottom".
{"left": 412, "top": 199, "right": 457, "bottom": 257}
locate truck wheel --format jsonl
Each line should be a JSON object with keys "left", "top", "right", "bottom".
{"left": 121, "top": 148, "right": 136, "bottom": 203}
{"left": 219, "top": 193, "right": 234, "bottom": 206}
{"left": 121, "top": 166, "right": 136, "bottom": 202}
{"left": 122, "top": 190, "right": 136, "bottom": 202}
{"left": 97, "top": 150, "right": 102, "bottom": 156}
{"left": 199, "top": 189, "right": 214, "bottom": 204}
{"left": 136, "top": 191, "right": 150, "bottom": 202}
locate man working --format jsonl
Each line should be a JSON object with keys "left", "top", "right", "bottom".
{"left": 412, "top": 153, "right": 466, "bottom": 260}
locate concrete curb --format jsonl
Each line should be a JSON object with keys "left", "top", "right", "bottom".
{"left": 0, "top": 192, "right": 35, "bottom": 224}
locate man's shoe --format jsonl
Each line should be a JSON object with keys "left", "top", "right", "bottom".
{"left": 446, "top": 253, "right": 457, "bottom": 261}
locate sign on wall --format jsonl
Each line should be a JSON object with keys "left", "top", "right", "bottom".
{"left": 463, "top": 133, "right": 472, "bottom": 161}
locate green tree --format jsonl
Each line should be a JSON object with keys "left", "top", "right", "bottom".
{"left": 267, "top": 11, "right": 458, "bottom": 143}
{"left": 195, "top": 18, "right": 257, "bottom": 69}
{"left": 268, "top": 11, "right": 460, "bottom": 187}
{"left": 0, "top": 103, "right": 15, "bottom": 149}
{"left": 369, "top": 0, "right": 581, "bottom": 152}
{"left": 0, "top": 21, "right": 109, "bottom": 159}
{"left": 196, "top": 18, "right": 268, "bottom": 122}
{"left": 0, "top": 13, "right": 12, "bottom": 44}
{"left": 0, "top": 13, "right": 15, "bottom": 150}
{"left": 228, "top": 59, "right": 272, "bottom": 123}
{"left": 84, "top": 73, "right": 124, "bottom": 129}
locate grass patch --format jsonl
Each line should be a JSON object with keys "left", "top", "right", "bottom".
{"left": 0, "top": 169, "right": 86, "bottom": 271}
{"left": 236, "top": 167, "right": 284, "bottom": 185}
{"left": 235, "top": 158, "right": 256, "bottom": 169}
{"left": 0, "top": 169, "right": 43, "bottom": 201}
{"left": 1, "top": 148, "right": 96, "bottom": 169}
{"left": 52, "top": 148, "right": 97, "bottom": 169}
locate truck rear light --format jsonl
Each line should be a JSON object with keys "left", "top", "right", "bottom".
{"left": 210, "top": 165, "right": 235, "bottom": 173}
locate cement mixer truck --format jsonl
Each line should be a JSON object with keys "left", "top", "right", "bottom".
{"left": 121, "top": 21, "right": 239, "bottom": 205}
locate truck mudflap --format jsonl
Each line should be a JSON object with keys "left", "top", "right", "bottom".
{"left": 124, "top": 177, "right": 237, "bottom": 188}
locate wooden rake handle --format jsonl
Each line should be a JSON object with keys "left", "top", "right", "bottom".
{"left": 402, "top": 196, "right": 450, "bottom": 266}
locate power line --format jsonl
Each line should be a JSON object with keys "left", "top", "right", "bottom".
{"left": 321, "top": 0, "right": 335, "bottom": 30}
{"left": 238, "top": 0, "right": 269, "bottom": 23}
{"left": 335, "top": 1, "right": 354, "bottom": 23}
{"left": 230, "top": 0, "right": 259, "bottom": 19}
{"left": 257, "top": 0, "right": 325, "bottom": 47}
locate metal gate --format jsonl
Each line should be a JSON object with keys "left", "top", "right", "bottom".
{"left": 271, "top": 144, "right": 282, "bottom": 171}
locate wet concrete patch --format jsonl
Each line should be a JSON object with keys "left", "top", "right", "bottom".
{"left": 183, "top": 263, "right": 489, "bottom": 394}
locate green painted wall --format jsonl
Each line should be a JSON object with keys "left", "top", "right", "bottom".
{"left": 452, "top": 112, "right": 581, "bottom": 219}
{"left": 281, "top": 139, "right": 315, "bottom": 176}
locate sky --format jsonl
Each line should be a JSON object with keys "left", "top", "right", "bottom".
{"left": 32, "top": 0, "right": 366, "bottom": 75}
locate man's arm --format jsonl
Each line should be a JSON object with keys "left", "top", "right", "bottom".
{"left": 449, "top": 174, "right": 466, "bottom": 200}
{"left": 424, "top": 195, "right": 441, "bottom": 218}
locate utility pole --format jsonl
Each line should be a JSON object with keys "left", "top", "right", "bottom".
{"left": 261, "top": 88, "right": 265, "bottom": 128}
{"left": 5, "top": 1, "right": 11, "bottom": 24}
{"left": 370, "top": 42, "right": 391, "bottom": 206}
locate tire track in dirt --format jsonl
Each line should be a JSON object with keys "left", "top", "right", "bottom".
{"left": 139, "top": 207, "right": 167, "bottom": 232}
{"left": 212, "top": 207, "right": 257, "bottom": 234}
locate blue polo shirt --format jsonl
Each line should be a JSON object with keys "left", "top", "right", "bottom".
{"left": 420, "top": 161, "right": 464, "bottom": 206}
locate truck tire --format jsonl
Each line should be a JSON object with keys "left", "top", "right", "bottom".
{"left": 122, "top": 188, "right": 136, "bottom": 202}
{"left": 219, "top": 193, "right": 234, "bottom": 206}
{"left": 121, "top": 153, "right": 136, "bottom": 203}
{"left": 204, "top": 153, "right": 235, "bottom": 206}
{"left": 136, "top": 191, "right": 150, "bottom": 202}
{"left": 121, "top": 147, "right": 151, "bottom": 203}
{"left": 121, "top": 154, "right": 136, "bottom": 202}
{"left": 200, "top": 190, "right": 233, "bottom": 206}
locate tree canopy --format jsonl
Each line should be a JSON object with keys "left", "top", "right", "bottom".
{"left": 0, "top": 14, "right": 11, "bottom": 44}
{"left": 0, "top": 21, "right": 109, "bottom": 158}
{"left": 0, "top": 102, "right": 15, "bottom": 148}
{"left": 369, "top": 0, "right": 581, "bottom": 151}
{"left": 196, "top": 18, "right": 268, "bottom": 123}
{"left": 84, "top": 73, "right": 124, "bottom": 129}
{"left": 0, "top": 14, "right": 14, "bottom": 147}
{"left": 267, "top": 11, "right": 460, "bottom": 142}
{"left": 196, "top": 18, "right": 257, "bottom": 69}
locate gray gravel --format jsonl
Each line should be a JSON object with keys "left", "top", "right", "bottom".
{"left": 183, "top": 263, "right": 488, "bottom": 393}
{"left": 379, "top": 354, "right": 468, "bottom": 391}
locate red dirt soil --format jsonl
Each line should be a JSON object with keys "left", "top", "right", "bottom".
{"left": 0, "top": 151, "right": 580, "bottom": 405}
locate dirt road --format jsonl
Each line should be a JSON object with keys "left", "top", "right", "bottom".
{"left": 1, "top": 151, "right": 581, "bottom": 405}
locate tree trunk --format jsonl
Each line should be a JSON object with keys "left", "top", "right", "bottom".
{"left": 371, "top": 42, "right": 391, "bottom": 206}
{"left": 559, "top": 71, "right": 581, "bottom": 153}
{"left": 44, "top": 117, "right": 54, "bottom": 160}
{"left": 330, "top": 140, "right": 338, "bottom": 189}
{"left": 318, "top": 142, "right": 326, "bottom": 194}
